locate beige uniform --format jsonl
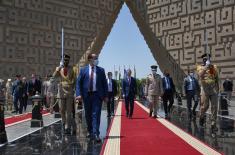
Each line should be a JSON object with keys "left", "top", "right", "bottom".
{"left": 53, "top": 65, "right": 77, "bottom": 130}
{"left": 197, "top": 64, "right": 219, "bottom": 125}
{"left": 5, "top": 82, "right": 13, "bottom": 111}
{"left": 46, "top": 79, "right": 58, "bottom": 113}
{"left": 145, "top": 74, "right": 163, "bottom": 115}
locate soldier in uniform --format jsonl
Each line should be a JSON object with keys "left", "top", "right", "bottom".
{"left": 46, "top": 76, "right": 58, "bottom": 113}
{"left": 197, "top": 53, "right": 219, "bottom": 132}
{"left": 5, "top": 79, "right": 13, "bottom": 111}
{"left": 145, "top": 65, "right": 163, "bottom": 118}
{"left": 53, "top": 54, "right": 77, "bottom": 134}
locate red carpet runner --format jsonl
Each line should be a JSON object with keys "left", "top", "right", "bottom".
{"left": 101, "top": 101, "right": 222, "bottom": 155}
{"left": 120, "top": 102, "right": 202, "bottom": 155}
{"left": 5, "top": 110, "right": 49, "bottom": 126}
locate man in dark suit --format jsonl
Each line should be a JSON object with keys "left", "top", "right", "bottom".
{"left": 107, "top": 72, "right": 117, "bottom": 117}
{"left": 122, "top": 69, "right": 137, "bottom": 119}
{"left": 22, "top": 77, "right": 28, "bottom": 112}
{"left": 162, "top": 70, "right": 175, "bottom": 118}
{"left": 223, "top": 76, "right": 233, "bottom": 101}
{"left": 184, "top": 69, "right": 200, "bottom": 121}
{"left": 12, "top": 75, "right": 24, "bottom": 114}
{"left": 76, "top": 53, "right": 108, "bottom": 142}
{"left": 27, "top": 73, "right": 42, "bottom": 96}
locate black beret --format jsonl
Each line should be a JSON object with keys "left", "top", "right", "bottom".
{"left": 201, "top": 53, "right": 211, "bottom": 59}
{"left": 151, "top": 65, "right": 158, "bottom": 69}
{"left": 63, "top": 54, "right": 70, "bottom": 60}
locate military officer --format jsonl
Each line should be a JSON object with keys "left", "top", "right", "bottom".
{"left": 53, "top": 54, "right": 77, "bottom": 134}
{"left": 145, "top": 65, "right": 163, "bottom": 118}
{"left": 5, "top": 79, "right": 13, "bottom": 111}
{"left": 197, "top": 53, "right": 219, "bottom": 132}
{"left": 46, "top": 76, "right": 58, "bottom": 113}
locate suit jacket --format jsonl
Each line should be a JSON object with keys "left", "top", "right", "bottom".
{"left": 76, "top": 65, "right": 108, "bottom": 99}
{"left": 12, "top": 79, "right": 23, "bottom": 97}
{"left": 22, "top": 81, "right": 28, "bottom": 96}
{"left": 107, "top": 79, "right": 118, "bottom": 96}
{"left": 122, "top": 77, "right": 137, "bottom": 98}
{"left": 27, "top": 79, "right": 41, "bottom": 96}
{"left": 223, "top": 79, "right": 233, "bottom": 91}
{"left": 183, "top": 76, "right": 200, "bottom": 95}
{"left": 162, "top": 76, "right": 175, "bottom": 93}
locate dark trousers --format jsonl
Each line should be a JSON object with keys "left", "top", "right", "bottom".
{"left": 22, "top": 95, "right": 28, "bottom": 111}
{"left": 83, "top": 92, "right": 102, "bottom": 136}
{"left": 162, "top": 91, "right": 174, "bottom": 115}
{"left": 107, "top": 92, "right": 114, "bottom": 116}
{"left": 13, "top": 95, "right": 23, "bottom": 114}
{"left": 124, "top": 95, "right": 134, "bottom": 117}
{"left": 186, "top": 90, "right": 198, "bottom": 119}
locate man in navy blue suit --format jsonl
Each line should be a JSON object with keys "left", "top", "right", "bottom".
{"left": 107, "top": 72, "right": 117, "bottom": 117}
{"left": 76, "top": 53, "right": 108, "bottom": 142}
{"left": 162, "top": 70, "right": 175, "bottom": 118}
{"left": 122, "top": 69, "right": 137, "bottom": 119}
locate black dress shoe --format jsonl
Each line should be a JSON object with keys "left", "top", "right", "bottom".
{"left": 72, "top": 130, "right": 76, "bottom": 135}
{"left": 94, "top": 135, "right": 101, "bottom": 143}
{"left": 165, "top": 114, "right": 168, "bottom": 119}
{"left": 199, "top": 118, "right": 204, "bottom": 127}
{"left": 211, "top": 124, "right": 218, "bottom": 132}
{"left": 153, "top": 115, "right": 158, "bottom": 118}
{"left": 11, "top": 110, "right": 17, "bottom": 114}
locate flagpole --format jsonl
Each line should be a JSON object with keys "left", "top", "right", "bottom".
{"left": 61, "top": 27, "right": 64, "bottom": 66}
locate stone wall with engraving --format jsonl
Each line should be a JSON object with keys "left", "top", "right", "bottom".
{"left": 0, "top": 0, "right": 121, "bottom": 79}
{"left": 144, "top": 0, "right": 235, "bottom": 86}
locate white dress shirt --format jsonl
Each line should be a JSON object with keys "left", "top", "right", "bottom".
{"left": 107, "top": 78, "right": 113, "bottom": 92}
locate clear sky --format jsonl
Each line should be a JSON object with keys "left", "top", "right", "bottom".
{"left": 99, "top": 4, "right": 162, "bottom": 79}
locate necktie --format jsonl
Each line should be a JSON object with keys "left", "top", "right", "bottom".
{"left": 191, "top": 78, "right": 195, "bottom": 90}
{"left": 166, "top": 77, "right": 170, "bottom": 89}
{"left": 89, "top": 66, "right": 94, "bottom": 91}
{"left": 109, "top": 79, "right": 112, "bottom": 91}
{"left": 64, "top": 68, "right": 68, "bottom": 76}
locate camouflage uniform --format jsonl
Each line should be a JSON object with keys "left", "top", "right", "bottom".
{"left": 53, "top": 65, "right": 77, "bottom": 132}
{"left": 5, "top": 80, "right": 13, "bottom": 111}
{"left": 197, "top": 64, "right": 219, "bottom": 127}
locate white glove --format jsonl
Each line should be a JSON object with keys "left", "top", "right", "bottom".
{"left": 205, "top": 60, "right": 210, "bottom": 67}
{"left": 59, "top": 61, "right": 64, "bottom": 68}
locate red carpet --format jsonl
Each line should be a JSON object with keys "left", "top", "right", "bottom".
{"left": 5, "top": 110, "right": 49, "bottom": 126}
{"left": 120, "top": 102, "right": 201, "bottom": 155}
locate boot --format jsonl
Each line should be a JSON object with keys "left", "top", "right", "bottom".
{"left": 149, "top": 110, "right": 152, "bottom": 117}
{"left": 199, "top": 117, "right": 204, "bottom": 127}
{"left": 211, "top": 123, "right": 218, "bottom": 132}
